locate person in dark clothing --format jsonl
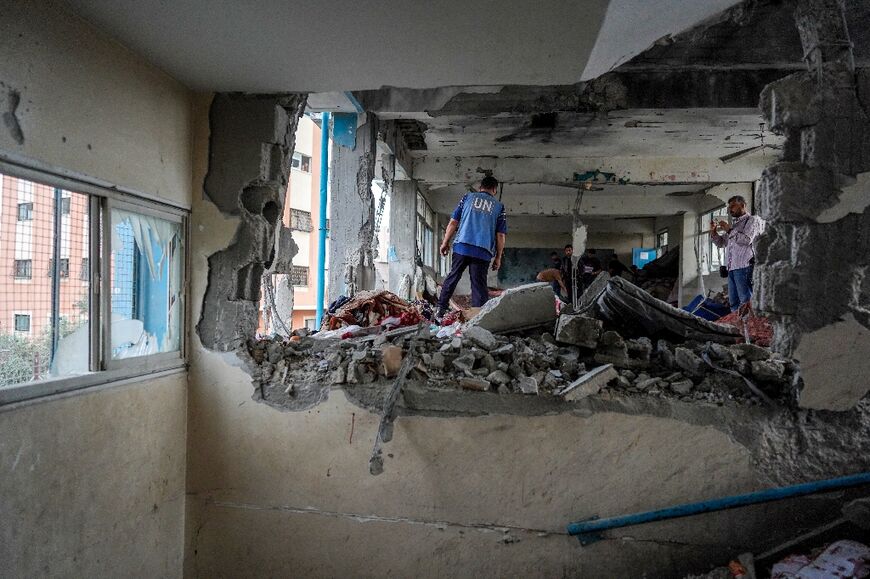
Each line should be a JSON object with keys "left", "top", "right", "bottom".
{"left": 608, "top": 254, "right": 629, "bottom": 278}
{"left": 544, "top": 251, "right": 563, "bottom": 296}
{"left": 559, "top": 244, "right": 577, "bottom": 302}
{"left": 437, "top": 176, "right": 507, "bottom": 317}
{"left": 578, "top": 248, "right": 602, "bottom": 288}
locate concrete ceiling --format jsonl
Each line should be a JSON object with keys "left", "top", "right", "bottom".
{"left": 62, "top": 0, "right": 741, "bottom": 91}
{"left": 407, "top": 109, "right": 775, "bottom": 159}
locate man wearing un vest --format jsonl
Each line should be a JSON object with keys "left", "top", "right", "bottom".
{"left": 436, "top": 176, "right": 507, "bottom": 318}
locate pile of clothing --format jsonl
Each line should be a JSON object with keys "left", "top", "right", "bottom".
{"left": 323, "top": 291, "right": 425, "bottom": 330}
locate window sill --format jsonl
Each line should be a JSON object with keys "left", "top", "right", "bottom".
{"left": 0, "top": 358, "right": 187, "bottom": 407}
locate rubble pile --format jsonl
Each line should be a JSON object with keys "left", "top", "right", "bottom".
{"left": 244, "top": 312, "right": 796, "bottom": 408}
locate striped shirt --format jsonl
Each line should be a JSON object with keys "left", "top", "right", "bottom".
{"left": 711, "top": 213, "right": 765, "bottom": 271}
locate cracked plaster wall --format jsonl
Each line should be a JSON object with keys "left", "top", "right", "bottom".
{"left": 756, "top": 0, "right": 870, "bottom": 410}
{"left": 196, "top": 93, "right": 305, "bottom": 352}
{"left": 327, "top": 112, "right": 382, "bottom": 302}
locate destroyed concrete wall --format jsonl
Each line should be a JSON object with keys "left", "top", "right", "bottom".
{"left": 327, "top": 113, "right": 380, "bottom": 301}
{"left": 756, "top": 0, "right": 870, "bottom": 410}
{"left": 197, "top": 93, "right": 305, "bottom": 352}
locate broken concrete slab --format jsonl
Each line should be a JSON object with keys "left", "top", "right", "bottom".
{"left": 557, "top": 364, "right": 618, "bottom": 401}
{"left": 730, "top": 343, "right": 770, "bottom": 362}
{"left": 579, "top": 276, "right": 741, "bottom": 343}
{"left": 577, "top": 271, "right": 610, "bottom": 309}
{"left": 465, "top": 282, "right": 557, "bottom": 334}
{"left": 555, "top": 314, "right": 602, "bottom": 348}
{"left": 517, "top": 376, "right": 539, "bottom": 395}
{"left": 671, "top": 380, "right": 695, "bottom": 395}
{"left": 751, "top": 359, "right": 785, "bottom": 382}
{"left": 675, "top": 347, "right": 705, "bottom": 379}
{"left": 463, "top": 326, "right": 497, "bottom": 351}
{"left": 795, "top": 314, "right": 870, "bottom": 411}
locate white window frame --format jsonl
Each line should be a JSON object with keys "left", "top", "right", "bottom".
{"left": 0, "top": 154, "right": 189, "bottom": 406}
{"left": 13, "top": 311, "right": 32, "bottom": 334}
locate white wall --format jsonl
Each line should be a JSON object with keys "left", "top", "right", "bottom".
{"left": 0, "top": 2, "right": 193, "bottom": 577}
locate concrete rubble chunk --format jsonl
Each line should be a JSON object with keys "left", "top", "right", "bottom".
{"left": 555, "top": 314, "right": 602, "bottom": 348}
{"left": 635, "top": 377, "right": 662, "bottom": 391}
{"left": 558, "top": 364, "right": 617, "bottom": 401}
{"left": 730, "top": 343, "right": 770, "bottom": 362}
{"left": 465, "top": 282, "right": 557, "bottom": 333}
{"left": 460, "top": 377, "right": 490, "bottom": 391}
{"left": 670, "top": 379, "right": 694, "bottom": 395}
{"left": 463, "top": 326, "right": 497, "bottom": 351}
{"left": 517, "top": 375, "right": 539, "bottom": 395}
{"left": 452, "top": 352, "right": 476, "bottom": 373}
{"left": 486, "top": 370, "right": 511, "bottom": 386}
{"left": 751, "top": 359, "right": 786, "bottom": 382}
{"left": 430, "top": 352, "right": 445, "bottom": 370}
{"left": 675, "top": 347, "right": 705, "bottom": 378}
{"left": 491, "top": 343, "right": 515, "bottom": 356}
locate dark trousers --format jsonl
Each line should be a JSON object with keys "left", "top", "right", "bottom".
{"left": 438, "top": 252, "right": 490, "bottom": 311}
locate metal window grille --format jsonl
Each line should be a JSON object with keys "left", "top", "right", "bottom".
{"left": 46, "top": 258, "right": 70, "bottom": 278}
{"left": 80, "top": 258, "right": 89, "bottom": 281}
{"left": 0, "top": 175, "right": 90, "bottom": 387}
{"left": 14, "top": 259, "right": 32, "bottom": 279}
{"left": 17, "top": 202, "right": 33, "bottom": 221}
{"left": 14, "top": 314, "right": 30, "bottom": 332}
{"left": 289, "top": 209, "right": 312, "bottom": 231}
{"left": 290, "top": 265, "right": 309, "bottom": 286}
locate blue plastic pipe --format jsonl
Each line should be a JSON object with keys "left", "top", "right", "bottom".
{"left": 315, "top": 112, "right": 330, "bottom": 329}
{"left": 568, "top": 471, "right": 870, "bottom": 545}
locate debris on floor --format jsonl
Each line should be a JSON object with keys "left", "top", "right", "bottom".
{"left": 243, "top": 280, "right": 798, "bottom": 409}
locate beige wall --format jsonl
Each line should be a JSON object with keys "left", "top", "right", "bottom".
{"left": 0, "top": 2, "right": 193, "bottom": 577}
{"left": 0, "top": 372, "right": 187, "bottom": 578}
{"left": 0, "top": 0, "right": 193, "bottom": 207}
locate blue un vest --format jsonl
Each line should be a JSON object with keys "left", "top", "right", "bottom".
{"left": 455, "top": 192, "right": 503, "bottom": 255}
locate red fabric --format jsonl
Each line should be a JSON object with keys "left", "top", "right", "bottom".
{"left": 399, "top": 310, "right": 422, "bottom": 327}
{"left": 717, "top": 311, "right": 774, "bottom": 347}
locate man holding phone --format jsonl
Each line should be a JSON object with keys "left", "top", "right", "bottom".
{"left": 710, "top": 195, "right": 765, "bottom": 312}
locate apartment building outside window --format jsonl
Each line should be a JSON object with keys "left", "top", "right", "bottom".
{"left": 291, "top": 152, "right": 311, "bottom": 173}
{"left": 48, "top": 258, "right": 70, "bottom": 278}
{"left": 14, "top": 314, "right": 30, "bottom": 333}
{"left": 0, "top": 168, "right": 188, "bottom": 404}
{"left": 17, "top": 202, "right": 32, "bottom": 221}
{"left": 290, "top": 265, "right": 309, "bottom": 287}
{"left": 289, "top": 208, "right": 312, "bottom": 232}
{"left": 13, "top": 259, "right": 32, "bottom": 279}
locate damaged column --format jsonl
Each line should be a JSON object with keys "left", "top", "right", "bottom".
{"left": 388, "top": 180, "right": 417, "bottom": 298}
{"left": 328, "top": 112, "right": 379, "bottom": 302}
{"left": 756, "top": 0, "right": 870, "bottom": 410}
{"left": 197, "top": 94, "right": 305, "bottom": 351}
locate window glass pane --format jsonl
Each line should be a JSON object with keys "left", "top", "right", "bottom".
{"left": 110, "top": 208, "right": 182, "bottom": 359}
{"left": 0, "top": 173, "right": 90, "bottom": 386}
